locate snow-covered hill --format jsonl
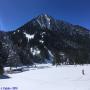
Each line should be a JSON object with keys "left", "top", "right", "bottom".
{"left": 0, "top": 64, "right": 90, "bottom": 90}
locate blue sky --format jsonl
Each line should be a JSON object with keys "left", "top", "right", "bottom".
{"left": 0, "top": 0, "right": 90, "bottom": 31}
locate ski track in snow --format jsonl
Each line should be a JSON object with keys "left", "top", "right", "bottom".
{"left": 0, "top": 64, "right": 90, "bottom": 90}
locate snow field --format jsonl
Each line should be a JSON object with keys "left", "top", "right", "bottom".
{"left": 0, "top": 64, "right": 90, "bottom": 90}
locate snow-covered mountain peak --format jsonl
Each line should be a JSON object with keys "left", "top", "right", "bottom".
{"left": 33, "top": 14, "right": 54, "bottom": 29}
{"left": 38, "top": 13, "right": 51, "bottom": 18}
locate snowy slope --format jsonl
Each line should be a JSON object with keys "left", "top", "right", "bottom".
{"left": 0, "top": 64, "right": 90, "bottom": 90}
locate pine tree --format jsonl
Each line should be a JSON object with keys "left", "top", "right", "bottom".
{"left": 0, "top": 65, "right": 4, "bottom": 75}
{"left": 52, "top": 50, "right": 61, "bottom": 66}
{"left": 0, "top": 41, "right": 8, "bottom": 75}
{"left": 7, "top": 48, "right": 21, "bottom": 71}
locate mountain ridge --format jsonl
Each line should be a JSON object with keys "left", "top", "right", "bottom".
{"left": 16, "top": 14, "right": 90, "bottom": 32}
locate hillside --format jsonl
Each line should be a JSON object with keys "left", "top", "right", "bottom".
{"left": 0, "top": 14, "right": 90, "bottom": 67}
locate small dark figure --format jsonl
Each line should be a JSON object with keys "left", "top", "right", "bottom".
{"left": 82, "top": 69, "right": 85, "bottom": 75}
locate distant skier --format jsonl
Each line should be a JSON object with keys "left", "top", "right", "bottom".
{"left": 82, "top": 69, "right": 85, "bottom": 75}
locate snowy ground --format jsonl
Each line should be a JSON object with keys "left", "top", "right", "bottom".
{"left": 0, "top": 64, "right": 90, "bottom": 90}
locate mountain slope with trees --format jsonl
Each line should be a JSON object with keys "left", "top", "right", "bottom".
{"left": 0, "top": 14, "right": 90, "bottom": 74}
